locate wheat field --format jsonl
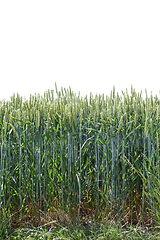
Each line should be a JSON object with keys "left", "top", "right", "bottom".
{"left": 0, "top": 84, "right": 159, "bottom": 236}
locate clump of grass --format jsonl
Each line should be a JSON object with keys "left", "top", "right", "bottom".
{"left": 7, "top": 218, "right": 160, "bottom": 240}
{"left": 0, "top": 84, "right": 160, "bottom": 239}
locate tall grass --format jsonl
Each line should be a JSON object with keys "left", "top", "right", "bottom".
{"left": 0, "top": 84, "right": 159, "bottom": 237}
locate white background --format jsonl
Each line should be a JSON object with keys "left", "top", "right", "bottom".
{"left": 0, "top": 0, "right": 160, "bottom": 100}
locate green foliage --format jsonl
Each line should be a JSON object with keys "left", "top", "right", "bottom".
{"left": 0, "top": 84, "right": 160, "bottom": 238}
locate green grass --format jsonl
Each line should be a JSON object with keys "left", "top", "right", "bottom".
{"left": 0, "top": 84, "right": 160, "bottom": 239}
{"left": 6, "top": 220, "right": 160, "bottom": 239}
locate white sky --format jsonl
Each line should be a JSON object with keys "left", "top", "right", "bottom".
{"left": 0, "top": 0, "right": 160, "bottom": 101}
